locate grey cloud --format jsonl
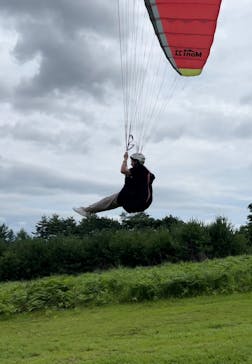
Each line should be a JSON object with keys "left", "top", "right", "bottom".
{"left": 0, "top": 0, "right": 116, "bottom": 37}
{"left": 240, "top": 94, "right": 252, "bottom": 105}
{"left": 13, "top": 23, "right": 120, "bottom": 100}
{"left": 0, "top": 0, "right": 120, "bottom": 108}
{"left": 0, "top": 81, "right": 13, "bottom": 101}
{"left": 0, "top": 121, "right": 91, "bottom": 153}
{"left": 155, "top": 185, "right": 198, "bottom": 207}
{"left": 0, "top": 162, "right": 116, "bottom": 196}
{"left": 0, "top": 0, "right": 251, "bottom": 233}
{"left": 151, "top": 102, "right": 252, "bottom": 143}
{"left": 154, "top": 184, "right": 248, "bottom": 224}
{"left": 234, "top": 121, "right": 252, "bottom": 139}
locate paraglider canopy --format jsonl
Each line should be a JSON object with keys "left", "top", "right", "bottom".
{"left": 144, "top": 0, "right": 222, "bottom": 76}
{"left": 117, "top": 0, "right": 222, "bottom": 153}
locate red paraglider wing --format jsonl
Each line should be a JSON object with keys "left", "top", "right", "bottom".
{"left": 144, "top": 0, "right": 222, "bottom": 76}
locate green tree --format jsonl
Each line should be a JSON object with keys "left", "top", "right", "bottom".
{"left": 159, "top": 215, "right": 184, "bottom": 230}
{"left": 171, "top": 220, "right": 210, "bottom": 261}
{"left": 247, "top": 203, "right": 252, "bottom": 223}
{"left": 247, "top": 203, "right": 252, "bottom": 246}
{"left": 120, "top": 212, "right": 156, "bottom": 230}
{"left": 34, "top": 215, "right": 77, "bottom": 238}
{"left": 77, "top": 215, "right": 121, "bottom": 236}
{"left": 15, "top": 228, "right": 31, "bottom": 241}
{"left": 208, "top": 217, "right": 236, "bottom": 258}
{"left": 0, "top": 223, "right": 15, "bottom": 243}
{"left": 34, "top": 215, "right": 50, "bottom": 238}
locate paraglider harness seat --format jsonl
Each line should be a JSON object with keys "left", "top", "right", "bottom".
{"left": 117, "top": 164, "right": 155, "bottom": 213}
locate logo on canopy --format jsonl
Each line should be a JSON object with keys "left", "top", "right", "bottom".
{"left": 175, "top": 49, "right": 202, "bottom": 58}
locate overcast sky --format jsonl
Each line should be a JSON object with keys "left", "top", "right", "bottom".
{"left": 0, "top": 0, "right": 251, "bottom": 233}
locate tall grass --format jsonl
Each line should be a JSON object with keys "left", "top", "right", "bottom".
{"left": 0, "top": 255, "right": 251, "bottom": 315}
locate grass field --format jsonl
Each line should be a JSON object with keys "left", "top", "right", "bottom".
{"left": 0, "top": 292, "right": 251, "bottom": 364}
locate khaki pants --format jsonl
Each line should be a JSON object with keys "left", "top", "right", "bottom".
{"left": 85, "top": 193, "right": 120, "bottom": 213}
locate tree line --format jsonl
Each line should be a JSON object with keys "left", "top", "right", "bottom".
{"left": 0, "top": 204, "right": 251, "bottom": 282}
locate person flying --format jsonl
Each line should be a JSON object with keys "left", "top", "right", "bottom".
{"left": 73, "top": 152, "right": 155, "bottom": 217}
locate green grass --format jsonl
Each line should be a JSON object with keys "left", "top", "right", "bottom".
{"left": 0, "top": 292, "right": 251, "bottom": 364}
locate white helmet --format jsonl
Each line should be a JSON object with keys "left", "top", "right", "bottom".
{"left": 130, "top": 153, "right": 145, "bottom": 164}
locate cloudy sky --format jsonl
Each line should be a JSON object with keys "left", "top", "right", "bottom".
{"left": 0, "top": 0, "right": 251, "bottom": 233}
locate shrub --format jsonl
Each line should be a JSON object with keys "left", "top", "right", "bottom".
{"left": 170, "top": 220, "right": 210, "bottom": 261}
{"left": 208, "top": 217, "right": 237, "bottom": 258}
{"left": 0, "top": 215, "right": 250, "bottom": 281}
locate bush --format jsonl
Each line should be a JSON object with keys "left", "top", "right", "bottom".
{"left": 208, "top": 217, "right": 239, "bottom": 258}
{"left": 0, "top": 215, "right": 250, "bottom": 282}
{"left": 0, "top": 240, "right": 7, "bottom": 257}
{"left": 170, "top": 220, "right": 210, "bottom": 261}
{"left": 0, "top": 239, "right": 52, "bottom": 281}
